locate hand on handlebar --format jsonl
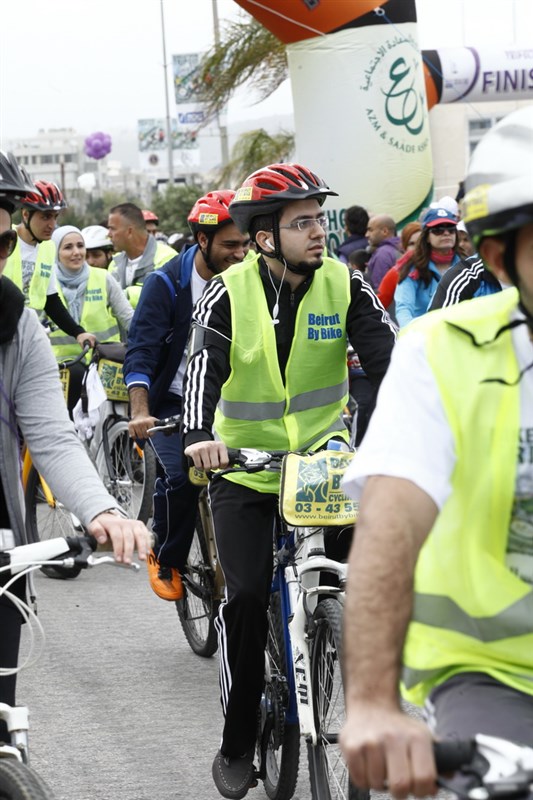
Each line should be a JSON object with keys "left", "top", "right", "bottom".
{"left": 87, "top": 514, "right": 151, "bottom": 565}
{"left": 340, "top": 703, "right": 436, "bottom": 799}
{"left": 184, "top": 440, "right": 229, "bottom": 471}
{"left": 76, "top": 331, "right": 97, "bottom": 349}
{"left": 128, "top": 414, "right": 159, "bottom": 440}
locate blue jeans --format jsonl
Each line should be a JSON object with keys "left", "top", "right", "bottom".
{"left": 148, "top": 395, "right": 200, "bottom": 572}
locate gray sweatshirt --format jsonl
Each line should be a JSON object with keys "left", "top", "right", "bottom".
{"left": 0, "top": 305, "right": 121, "bottom": 546}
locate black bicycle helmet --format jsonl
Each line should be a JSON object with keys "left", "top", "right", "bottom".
{"left": 229, "top": 163, "right": 337, "bottom": 235}
{"left": 0, "top": 151, "right": 36, "bottom": 214}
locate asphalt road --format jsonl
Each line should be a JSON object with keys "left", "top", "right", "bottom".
{"left": 17, "top": 561, "right": 315, "bottom": 800}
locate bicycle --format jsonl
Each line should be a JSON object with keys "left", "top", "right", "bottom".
{"left": 24, "top": 344, "right": 156, "bottom": 572}
{"left": 212, "top": 445, "right": 359, "bottom": 800}
{"left": 148, "top": 415, "right": 224, "bottom": 658}
{"left": 0, "top": 532, "right": 141, "bottom": 799}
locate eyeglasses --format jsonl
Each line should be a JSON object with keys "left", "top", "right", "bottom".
{"left": 279, "top": 216, "right": 329, "bottom": 233}
{"left": 429, "top": 225, "right": 456, "bottom": 236}
{"left": 0, "top": 229, "right": 17, "bottom": 259}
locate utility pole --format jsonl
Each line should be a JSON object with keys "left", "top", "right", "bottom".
{"left": 160, "top": 0, "right": 174, "bottom": 185}
{"left": 212, "top": 0, "right": 230, "bottom": 168}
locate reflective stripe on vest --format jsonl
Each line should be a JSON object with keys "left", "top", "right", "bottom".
{"left": 49, "top": 268, "right": 120, "bottom": 359}
{"left": 399, "top": 288, "right": 531, "bottom": 705}
{"left": 215, "top": 254, "right": 350, "bottom": 492}
{"left": 4, "top": 238, "right": 55, "bottom": 311}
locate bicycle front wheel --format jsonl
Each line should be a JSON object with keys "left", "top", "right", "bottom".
{"left": 24, "top": 464, "right": 82, "bottom": 580}
{"left": 307, "top": 598, "right": 369, "bottom": 800}
{"left": 0, "top": 759, "right": 55, "bottom": 799}
{"left": 99, "top": 420, "right": 156, "bottom": 522}
{"left": 176, "top": 512, "right": 219, "bottom": 658}
{"left": 258, "top": 591, "right": 300, "bottom": 800}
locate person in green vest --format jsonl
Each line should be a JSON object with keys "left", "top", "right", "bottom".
{"left": 340, "top": 104, "right": 533, "bottom": 799}
{"left": 50, "top": 225, "right": 134, "bottom": 415}
{"left": 107, "top": 202, "right": 175, "bottom": 308}
{"left": 181, "top": 163, "right": 396, "bottom": 799}
{"left": 3, "top": 181, "right": 97, "bottom": 349}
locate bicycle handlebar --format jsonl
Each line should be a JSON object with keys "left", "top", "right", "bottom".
{"left": 0, "top": 534, "right": 141, "bottom": 576}
{"left": 434, "top": 734, "right": 533, "bottom": 799}
{"left": 56, "top": 342, "right": 92, "bottom": 370}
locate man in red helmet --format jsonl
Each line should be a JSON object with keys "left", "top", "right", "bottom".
{"left": 181, "top": 163, "right": 396, "bottom": 799}
{"left": 142, "top": 209, "right": 159, "bottom": 237}
{"left": 124, "top": 190, "right": 249, "bottom": 602}
{"left": 4, "top": 180, "right": 97, "bottom": 348}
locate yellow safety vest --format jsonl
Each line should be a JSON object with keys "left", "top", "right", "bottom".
{"left": 4, "top": 237, "right": 55, "bottom": 311}
{"left": 49, "top": 269, "right": 120, "bottom": 360}
{"left": 215, "top": 254, "right": 350, "bottom": 492}
{"left": 400, "top": 288, "right": 533, "bottom": 705}
{"left": 109, "top": 241, "right": 175, "bottom": 309}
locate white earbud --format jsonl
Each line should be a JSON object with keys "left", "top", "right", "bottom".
{"left": 265, "top": 240, "right": 275, "bottom": 250}
{"left": 271, "top": 302, "right": 280, "bottom": 325}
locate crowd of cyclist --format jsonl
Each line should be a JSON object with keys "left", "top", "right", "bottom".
{"left": 1, "top": 102, "right": 533, "bottom": 800}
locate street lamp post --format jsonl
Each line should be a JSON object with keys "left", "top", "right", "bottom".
{"left": 212, "top": 0, "right": 230, "bottom": 168}
{"left": 160, "top": 0, "right": 174, "bottom": 185}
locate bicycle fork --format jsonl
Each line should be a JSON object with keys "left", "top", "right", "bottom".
{"left": 287, "top": 556, "right": 347, "bottom": 745}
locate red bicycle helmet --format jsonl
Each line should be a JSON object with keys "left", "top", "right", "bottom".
{"left": 188, "top": 190, "right": 236, "bottom": 235}
{"left": 229, "top": 163, "right": 337, "bottom": 233}
{"left": 21, "top": 180, "right": 66, "bottom": 212}
{"left": 142, "top": 209, "right": 159, "bottom": 223}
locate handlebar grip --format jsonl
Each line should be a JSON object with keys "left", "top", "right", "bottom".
{"left": 227, "top": 448, "right": 244, "bottom": 464}
{"left": 434, "top": 740, "right": 476, "bottom": 773}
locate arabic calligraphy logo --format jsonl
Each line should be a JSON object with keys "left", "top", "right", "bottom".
{"left": 382, "top": 57, "right": 424, "bottom": 135}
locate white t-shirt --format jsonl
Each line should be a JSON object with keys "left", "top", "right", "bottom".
{"left": 343, "top": 308, "right": 533, "bottom": 584}
{"left": 125, "top": 255, "right": 143, "bottom": 287}
{"left": 168, "top": 264, "right": 208, "bottom": 397}
{"left": 19, "top": 238, "right": 57, "bottom": 299}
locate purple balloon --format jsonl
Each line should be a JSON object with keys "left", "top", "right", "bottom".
{"left": 84, "top": 131, "right": 112, "bottom": 160}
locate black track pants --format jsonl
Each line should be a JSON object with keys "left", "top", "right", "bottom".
{"left": 209, "top": 477, "right": 278, "bottom": 757}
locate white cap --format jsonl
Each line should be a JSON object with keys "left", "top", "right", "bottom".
{"left": 429, "top": 195, "right": 459, "bottom": 219}
{"left": 82, "top": 225, "right": 113, "bottom": 250}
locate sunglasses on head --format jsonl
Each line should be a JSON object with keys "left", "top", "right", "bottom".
{"left": 0, "top": 229, "right": 17, "bottom": 259}
{"left": 430, "top": 225, "right": 456, "bottom": 236}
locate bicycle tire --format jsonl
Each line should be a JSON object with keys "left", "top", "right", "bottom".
{"left": 98, "top": 420, "right": 156, "bottom": 522}
{"left": 175, "top": 511, "right": 219, "bottom": 658}
{"left": 24, "top": 464, "right": 82, "bottom": 580}
{"left": 258, "top": 590, "right": 300, "bottom": 800}
{"left": 0, "top": 759, "right": 55, "bottom": 800}
{"left": 307, "top": 598, "right": 369, "bottom": 800}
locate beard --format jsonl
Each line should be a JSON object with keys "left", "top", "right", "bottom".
{"left": 286, "top": 255, "right": 324, "bottom": 276}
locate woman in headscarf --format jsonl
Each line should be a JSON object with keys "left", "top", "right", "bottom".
{"left": 49, "top": 225, "right": 134, "bottom": 413}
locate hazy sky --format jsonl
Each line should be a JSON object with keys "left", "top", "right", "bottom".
{"left": 1, "top": 0, "right": 531, "bottom": 144}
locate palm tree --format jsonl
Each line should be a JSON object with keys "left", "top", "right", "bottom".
{"left": 218, "top": 129, "right": 294, "bottom": 187}
{"left": 198, "top": 15, "right": 288, "bottom": 123}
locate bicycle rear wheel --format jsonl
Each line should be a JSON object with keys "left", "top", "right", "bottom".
{"left": 175, "top": 511, "right": 219, "bottom": 658}
{"left": 98, "top": 420, "right": 156, "bottom": 522}
{"left": 0, "top": 759, "right": 55, "bottom": 799}
{"left": 307, "top": 598, "right": 369, "bottom": 800}
{"left": 258, "top": 590, "right": 300, "bottom": 800}
{"left": 24, "top": 464, "right": 82, "bottom": 580}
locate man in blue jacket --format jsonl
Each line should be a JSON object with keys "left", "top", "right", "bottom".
{"left": 124, "top": 191, "right": 249, "bottom": 600}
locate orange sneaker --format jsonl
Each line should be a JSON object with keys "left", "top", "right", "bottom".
{"left": 146, "top": 550, "right": 183, "bottom": 601}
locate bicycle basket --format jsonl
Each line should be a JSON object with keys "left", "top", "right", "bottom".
{"left": 93, "top": 342, "right": 128, "bottom": 402}
{"left": 279, "top": 450, "right": 358, "bottom": 526}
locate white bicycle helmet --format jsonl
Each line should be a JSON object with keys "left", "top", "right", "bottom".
{"left": 463, "top": 105, "right": 533, "bottom": 248}
{"left": 82, "top": 225, "right": 113, "bottom": 250}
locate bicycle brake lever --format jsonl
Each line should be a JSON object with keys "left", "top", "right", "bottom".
{"left": 86, "top": 554, "right": 141, "bottom": 571}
